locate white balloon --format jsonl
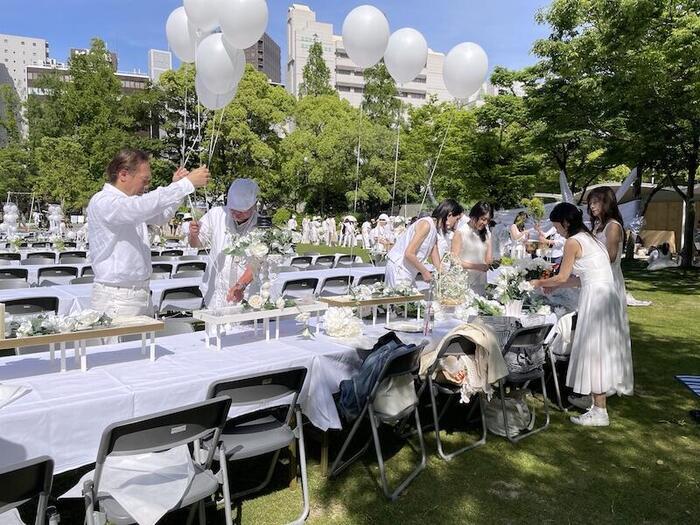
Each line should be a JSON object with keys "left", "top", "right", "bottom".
{"left": 196, "top": 33, "right": 246, "bottom": 95}
{"left": 184, "top": 0, "right": 222, "bottom": 32}
{"left": 220, "top": 0, "right": 269, "bottom": 50}
{"left": 384, "top": 28, "right": 428, "bottom": 85}
{"left": 442, "top": 42, "right": 489, "bottom": 100}
{"left": 342, "top": 5, "right": 390, "bottom": 69}
{"left": 196, "top": 74, "right": 237, "bottom": 110}
{"left": 166, "top": 7, "right": 198, "bottom": 63}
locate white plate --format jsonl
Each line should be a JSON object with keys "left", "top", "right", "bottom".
{"left": 384, "top": 321, "right": 423, "bottom": 333}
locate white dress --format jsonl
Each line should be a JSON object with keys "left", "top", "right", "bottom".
{"left": 456, "top": 223, "right": 490, "bottom": 295}
{"left": 566, "top": 232, "right": 634, "bottom": 396}
{"left": 385, "top": 217, "right": 437, "bottom": 287}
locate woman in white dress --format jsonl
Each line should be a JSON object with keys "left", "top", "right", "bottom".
{"left": 451, "top": 202, "right": 493, "bottom": 295}
{"left": 385, "top": 199, "right": 463, "bottom": 287}
{"left": 530, "top": 203, "right": 633, "bottom": 426}
{"left": 508, "top": 211, "right": 532, "bottom": 258}
{"left": 582, "top": 187, "right": 634, "bottom": 407}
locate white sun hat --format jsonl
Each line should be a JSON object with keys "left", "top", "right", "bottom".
{"left": 227, "top": 179, "right": 259, "bottom": 211}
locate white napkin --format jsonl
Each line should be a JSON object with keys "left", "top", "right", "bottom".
{"left": 0, "top": 384, "right": 30, "bottom": 410}
{"left": 0, "top": 509, "right": 25, "bottom": 525}
{"left": 62, "top": 445, "right": 195, "bottom": 525}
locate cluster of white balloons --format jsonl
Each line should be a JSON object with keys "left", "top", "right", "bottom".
{"left": 166, "top": 0, "right": 269, "bottom": 110}
{"left": 342, "top": 5, "right": 488, "bottom": 99}
{"left": 0, "top": 204, "right": 19, "bottom": 235}
{"left": 46, "top": 204, "right": 64, "bottom": 235}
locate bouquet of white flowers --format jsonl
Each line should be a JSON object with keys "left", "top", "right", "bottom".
{"left": 225, "top": 228, "right": 295, "bottom": 260}
{"left": 49, "top": 234, "right": 65, "bottom": 251}
{"left": 491, "top": 267, "right": 534, "bottom": 304}
{"left": 514, "top": 257, "right": 553, "bottom": 280}
{"left": 436, "top": 254, "right": 471, "bottom": 305}
{"left": 323, "top": 307, "right": 364, "bottom": 338}
{"left": 464, "top": 290, "right": 505, "bottom": 317}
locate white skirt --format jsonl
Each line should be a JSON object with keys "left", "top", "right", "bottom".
{"left": 566, "top": 279, "right": 634, "bottom": 396}
{"left": 384, "top": 260, "right": 417, "bottom": 288}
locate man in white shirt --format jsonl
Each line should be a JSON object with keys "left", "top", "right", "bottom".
{"left": 88, "top": 149, "right": 209, "bottom": 318}
{"left": 370, "top": 214, "right": 395, "bottom": 253}
{"left": 287, "top": 215, "right": 298, "bottom": 231}
{"left": 189, "top": 178, "right": 259, "bottom": 307}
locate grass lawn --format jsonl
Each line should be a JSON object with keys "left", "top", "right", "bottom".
{"left": 295, "top": 243, "right": 372, "bottom": 263}
{"left": 20, "top": 261, "right": 700, "bottom": 524}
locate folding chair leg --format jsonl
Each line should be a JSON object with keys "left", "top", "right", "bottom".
{"left": 369, "top": 405, "right": 426, "bottom": 501}
{"left": 329, "top": 405, "right": 372, "bottom": 478}
{"left": 547, "top": 348, "right": 568, "bottom": 411}
{"left": 219, "top": 444, "right": 233, "bottom": 525}
{"left": 198, "top": 501, "right": 206, "bottom": 525}
{"left": 430, "top": 378, "right": 487, "bottom": 461}
{"left": 290, "top": 409, "right": 310, "bottom": 525}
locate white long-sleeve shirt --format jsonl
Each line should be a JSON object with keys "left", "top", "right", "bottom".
{"left": 87, "top": 179, "right": 194, "bottom": 285}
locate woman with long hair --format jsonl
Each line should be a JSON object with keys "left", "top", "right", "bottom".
{"left": 509, "top": 211, "right": 532, "bottom": 258}
{"left": 530, "top": 203, "right": 633, "bottom": 426}
{"left": 385, "top": 199, "right": 464, "bottom": 287}
{"left": 451, "top": 201, "right": 493, "bottom": 295}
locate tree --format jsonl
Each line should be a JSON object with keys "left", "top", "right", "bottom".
{"left": 204, "top": 65, "right": 296, "bottom": 207}
{"left": 0, "top": 143, "right": 31, "bottom": 198}
{"left": 533, "top": 0, "right": 700, "bottom": 266}
{"left": 299, "top": 41, "right": 334, "bottom": 97}
{"left": 0, "top": 85, "right": 22, "bottom": 145}
{"left": 25, "top": 38, "right": 161, "bottom": 212}
{"left": 362, "top": 62, "right": 401, "bottom": 127}
{"left": 32, "top": 137, "right": 98, "bottom": 210}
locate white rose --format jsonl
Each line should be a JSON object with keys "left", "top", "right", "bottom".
{"left": 249, "top": 242, "right": 269, "bottom": 259}
{"left": 295, "top": 312, "right": 310, "bottom": 323}
{"left": 276, "top": 297, "right": 287, "bottom": 310}
{"left": 247, "top": 295, "right": 265, "bottom": 310}
{"left": 536, "top": 305, "right": 552, "bottom": 315}
{"left": 518, "top": 281, "right": 534, "bottom": 293}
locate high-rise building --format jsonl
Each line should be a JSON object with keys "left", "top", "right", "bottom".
{"left": 0, "top": 33, "right": 50, "bottom": 100}
{"left": 286, "top": 4, "right": 490, "bottom": 108}
{"left": 244, "top": 33, "right": 281, "bottom": 85}
{"left": 148, "top": 49, "right": 172, "bottom": 83}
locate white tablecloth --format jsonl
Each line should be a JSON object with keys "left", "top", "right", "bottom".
{"left": 0, "top": 308, "right": 563, "bottom": 474}
{"left": 0, "top": 321, "right": 357, "bottom": 473}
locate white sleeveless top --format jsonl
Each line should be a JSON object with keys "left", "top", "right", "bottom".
{"left": 387, "top": 217, "right": 437, "bottom": 269}
{"left": 571, "top": 232, "right": 614, "bottom": 287}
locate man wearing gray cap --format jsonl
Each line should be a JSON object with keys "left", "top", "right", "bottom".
{"left": 189, "top": 178, "right": 259, "bottom": 307}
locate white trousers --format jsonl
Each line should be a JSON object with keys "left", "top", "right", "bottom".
{"left": 91, "top": 282, "right": 153, "bottom": 319}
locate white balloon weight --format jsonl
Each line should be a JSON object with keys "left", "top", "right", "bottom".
{"left": 342, "top": 5, "right": 390, "bottom": 69}
{"left": 184, "top": 0, "right": 222, "bottom": 32}
{"left": 220, "top": 0, "right": 269, "bottom": 50}
{"left": 166, "top": 7, "right": 198, "bottom": 63}
{"left": 196, "top": 74, "right": 237, "bottom": 110}
{"left": 384, "top": 28, "right": 428, "bottom": 85}
{"left": 442, "top": 42, "right": 489, "bottom": 100}
{"left": 196, "top": 33, "right": 246, "bottom": 95}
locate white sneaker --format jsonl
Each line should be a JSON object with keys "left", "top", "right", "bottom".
{"left": 570, "top": 407, "right": 609, "bottom": 427}
{"left": 568, "top": 395, "right": 593, "bottom": 410}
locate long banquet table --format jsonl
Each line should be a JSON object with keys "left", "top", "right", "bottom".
{"left": 0, "top": 308, "right": 560, "bottom": 474}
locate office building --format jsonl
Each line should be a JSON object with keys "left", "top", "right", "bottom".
{"left": 148, "top": 49, "right": 172, "bottom": 83}
{"left": 0, "top": 33, "right": 50, "bottom": 100}
{"left": 287, "top": 4, "right": 490, "bottom": 108}
{"left": 244, "top": 33, "right": 281, "bottom": 84}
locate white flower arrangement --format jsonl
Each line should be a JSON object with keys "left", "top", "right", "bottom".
{"left": 348, "top": 281, "right": 419, "bottom": 301}
{"left": 11, "top": 310, "right": 112, "bottom": 338}
{"left": 514, "top": 257, "right": 554, "bottom": 280}
{"left": 241, "top": 286, "right": 295, "bottom": 312}
{"left": 225, "top": 228, "right": 295, "bottom": 260}
{"left": 49, "top": 234, "right": 65, "bottom": 251}
{"left": 246, "top": 294, "right": 265, "bottom": 310}
{"left": 323, "top": 307, "right": 364, "bottom": 338}
{"left": 464, "top": 291, "right": 505, "bottom": 317}
{"left": 436, "top": 254, "right": 471, "bottom": 305}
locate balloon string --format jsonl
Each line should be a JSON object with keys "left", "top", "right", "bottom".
{"left": 390, "top": 99, "right": 402, "bottom": 216}
{"left": 420, "top": 106, "right": 456, "bottom": 210}
{"left": 180, "top": 87, "right": 188, "bottom": 167}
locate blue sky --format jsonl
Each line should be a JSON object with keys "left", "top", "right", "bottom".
{"left": 1, "top": 0, "right": 551, "bottom": 79}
